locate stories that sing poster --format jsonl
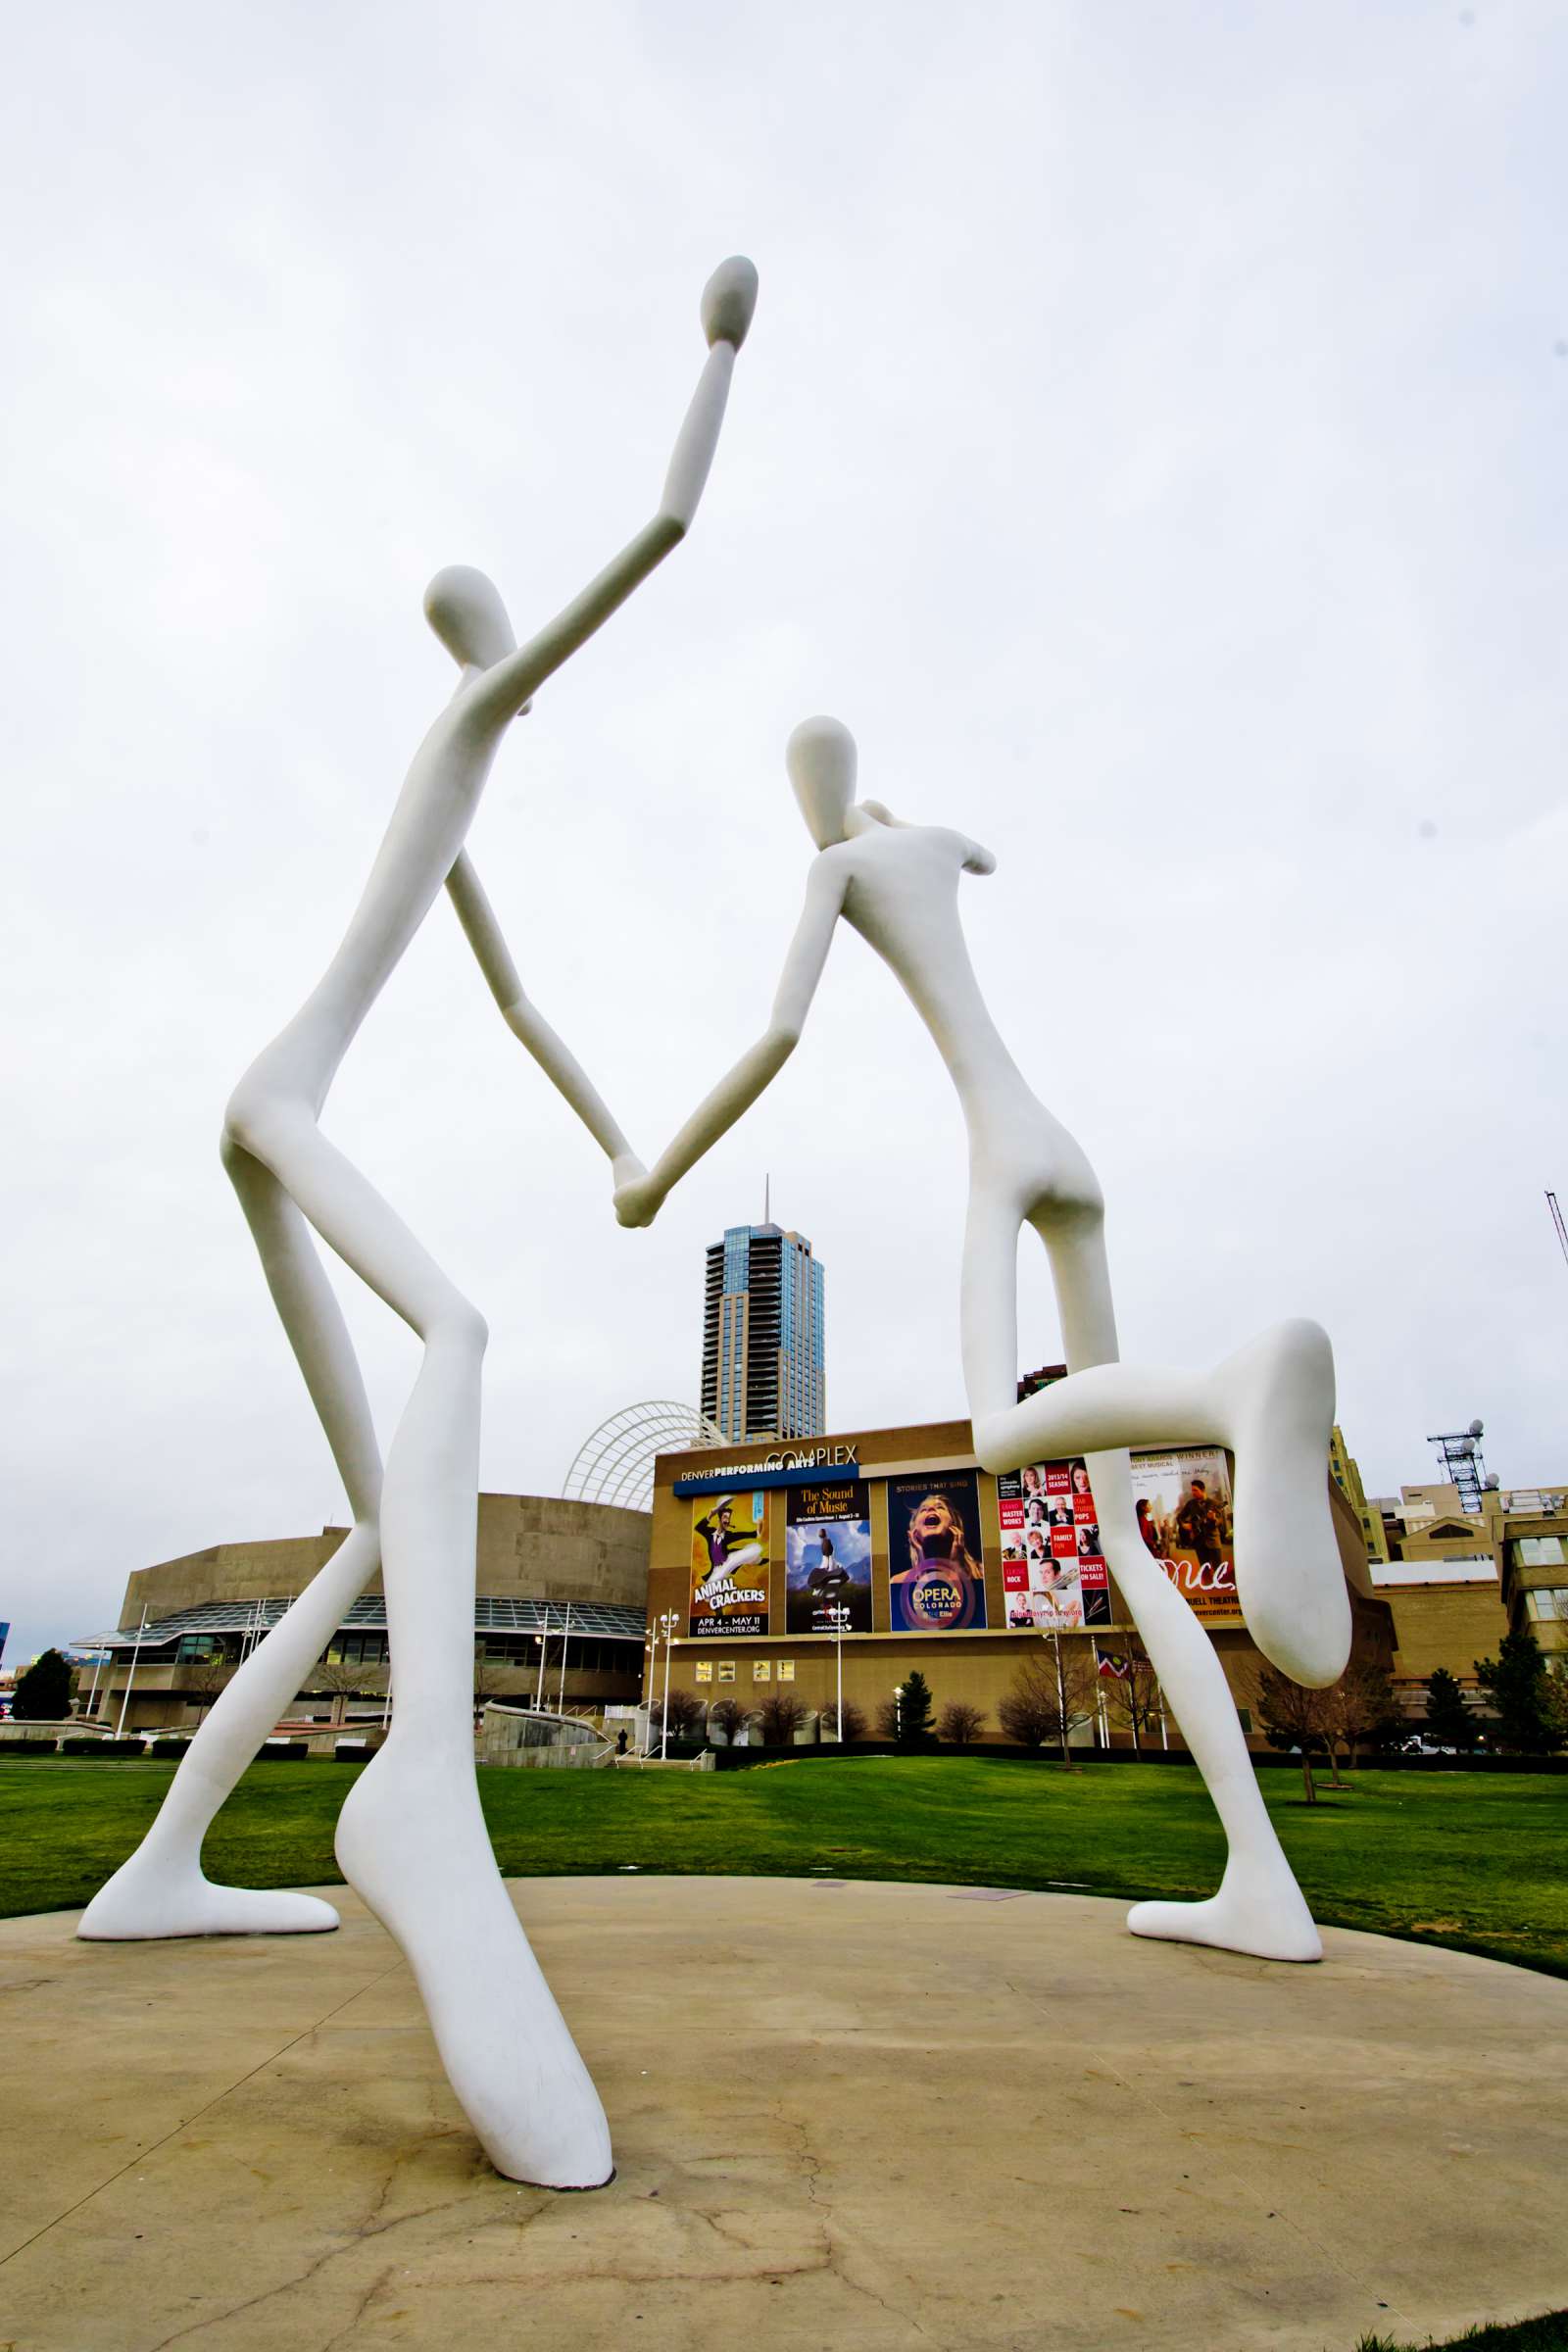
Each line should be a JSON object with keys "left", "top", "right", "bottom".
{"left": 885, "top": 1472, "right": 989, "bottom": 1632}
{"left": 785, "top": 1482, "right": 873, "bottom": 1635}
{"left": 689, "top": 1492, "right": 771, "bottom": 1639}
{"left": 998, "top": 1458, "right": 1111, "bottom": 1628}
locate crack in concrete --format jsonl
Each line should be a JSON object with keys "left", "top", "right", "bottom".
{"left": 0, "top": 1953, "right": 409, "bottom": 2280}
{"left": 139, "top": 2194, "right": 466, "bottom": 2351}
{"left": 317, "top": 2263, "right": 396, "bottom": 2352}
{"left": 770, "top": 2096, "right": 939, "bottom": 2342}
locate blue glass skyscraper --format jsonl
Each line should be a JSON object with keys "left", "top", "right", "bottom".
{"left": 701, "top": 1219, "right": 825, "bottom": 1443}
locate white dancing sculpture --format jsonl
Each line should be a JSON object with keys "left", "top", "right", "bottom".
{"left": 78, "top": 258, "right": 760, "bottom": 2188}
{"left": 614, "top": 716, "right": 1351, "bottom": 1963}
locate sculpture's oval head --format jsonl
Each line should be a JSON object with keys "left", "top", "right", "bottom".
{"left": 786, "top": 715, "right": 858, "bottom": 849}
{"left": 423, "top": 565, "right": 518, "bottom": 673}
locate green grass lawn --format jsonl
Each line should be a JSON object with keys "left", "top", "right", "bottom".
{"left": 2, "top": 1754, "right": 1565, "bottom": 1980}
{"left": 1360, "top": 2320, "right": 1568, "bottom": 2352}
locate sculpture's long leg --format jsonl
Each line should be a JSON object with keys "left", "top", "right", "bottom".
{"left": 78, "top": 1142, "right": 385, "bottom": 1939}
{"left": 966, "top": 1191, "right": 1348, "bottom": 1690}
{"left": 218, "top": 1099, "right": 611, "bottom": 2187}
{"left": 1025, "top": 1202, "right": 1325, "bottom": 1961}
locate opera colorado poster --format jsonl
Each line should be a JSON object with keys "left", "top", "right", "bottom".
{"left": 885, "top": 1473, "right": 989, "bottom": 1632}
{"left": 689, "top": 1493, "right": 771, "bottom": 1639}
{"left": 785, "top": 1482, "right": 872, "bottom": 1635}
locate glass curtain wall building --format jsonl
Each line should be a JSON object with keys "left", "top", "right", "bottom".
{"left": 701, "top": 1221, "right": 825, "bottom": 1443}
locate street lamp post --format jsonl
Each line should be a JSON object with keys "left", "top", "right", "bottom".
{"left": 115, "top": 1606, "right": 148, "bottom": 1740}
{"left": 834, "top": 1605, "right": 845, "bottom": 1741}
{"left": 659, "top": 1611, "right": 677, "bottom": 1762}
{"left": 893, "top": 1682, "right": 903, "bottom": 1748}
{"left": 535, "top": 1608, "right": 551, "bottom": 1711}
{"left": 1049, "top": 1628, "right": 1073, "bottom": 1765}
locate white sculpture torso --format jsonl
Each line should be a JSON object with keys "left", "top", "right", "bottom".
{"left": 830, "top": 819, "right": 1098, "bottom": 1194}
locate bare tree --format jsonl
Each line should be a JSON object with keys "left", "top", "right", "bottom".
{"left": 183, "top": 1646, "right": 236, "bottom": 1724}
{"left": 306, "top": 1655, "right": 387, "bottom": 1729}
{"left": 1098, "top": 1643, "right": 1163, "bottom": 1750}
{"left": 874, "top": 1694, "right": 900, "bottom": 1740}
{"left": 470, "top": 1646, "right": 517, "bottom": 1710}
{"left": 648, "top": 1687, "right": 706, "bottom": 1740}
{"left": 998, "top": 1642, "right": 1097, "bottom": 1761}
{"left": 708, "top": 1695, "right": 749, "bottom": 1744}
{"left": 1321, "top": 1659, "right": 1399, "bottom": 1773}
{"left": 833, "top": 1699, "right": 867, "bottom": 1744}
{"left": 1252, "top": 1666, "right": 1331, "bottom": 1803}
{"left": 758, "top": 1690, "right": 808, "bottom": 1747}
{"left": 938, "top": 1700, "right": 986, "bottom": 1745}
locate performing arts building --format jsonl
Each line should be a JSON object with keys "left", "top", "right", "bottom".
{"left": 79, "top": 1494, "right": 651, "bottom": 1745}
{"left": 646, "top": 1414, "right": 1394, "bottom": 1747}
{"left": 74, "top": 1416, "right": 1558, "bottom": 1755}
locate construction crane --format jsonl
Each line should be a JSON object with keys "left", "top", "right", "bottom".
{"left": 1549, "top": 1192, "right": 1568, "bottom": 1271}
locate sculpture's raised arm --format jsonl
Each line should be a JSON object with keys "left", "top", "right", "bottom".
{"left": 444, "top": 852, "right": 641, "bottom": 1186}
{"left": 468, "top": 256, "right": 759, "bottom": 728}
{"left": 613, "top": 855, "right": 847, "bottom": 1227}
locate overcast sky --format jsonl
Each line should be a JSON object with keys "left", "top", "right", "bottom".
{"left": 4, "top": 0, "right": 1565, "bottom": 1666}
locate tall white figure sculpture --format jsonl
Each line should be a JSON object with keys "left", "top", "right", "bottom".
{"left": 614, "top": 717, "right": 1351, "bottom": 1963}
{"left": 78, "top": 259, "right": 760, "bottom": 2187}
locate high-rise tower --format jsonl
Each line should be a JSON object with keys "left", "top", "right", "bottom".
{"left": 701, "top": 1219, "right": 825, "bottom": 1443}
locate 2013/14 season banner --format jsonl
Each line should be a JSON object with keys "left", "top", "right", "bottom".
{"left": 785, "top": 1482, "right": 873, "bottom": 1635}
{"left": 885, "top": 1473, "right": 989, "bottom": 1632}
{"left": 689, "top": 1492, "right": 771, "bottom": 1638}
{"left": 997, "top": 1459, "right": 1111, "bottom": 1628}
{"left": 1130, "top": 1446, "right": 1240, "bottom": 1625}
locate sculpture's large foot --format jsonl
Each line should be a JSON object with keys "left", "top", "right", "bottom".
{"left": 1127, "top": 1869, "right": 1323, "bottom": 1963}
{"left": 1213, "top": 1317, "right": 1350, "bottom": 1689}
{"left": 334, "top": 1739, "right": 612, "bottom": 2188}
{"left": 79, "top": 1858, "right": 339, "bottom": 1940}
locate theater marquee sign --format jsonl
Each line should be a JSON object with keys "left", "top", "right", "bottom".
{"left": 671, "top": 1443, "right": 859, "bottom": 1497}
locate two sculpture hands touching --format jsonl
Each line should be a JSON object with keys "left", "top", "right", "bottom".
{"left": 612, "top": 1154, "right": 665, "bottom": 1230}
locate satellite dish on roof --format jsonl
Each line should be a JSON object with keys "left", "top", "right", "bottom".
{"left": 1468, "top": 1418, "right": 1485, "bottom": 1439}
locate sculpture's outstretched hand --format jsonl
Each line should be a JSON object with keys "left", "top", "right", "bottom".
{"left": 613, "top": 1165, "right": 665, "bottom": 1229}
{"left": 700, "top": 256, "right": 760, "bottom": 351}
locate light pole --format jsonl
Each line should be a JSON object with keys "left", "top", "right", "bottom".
{"left": 535, "top": 1607, "right": 551, "bottom": 1711}
{"left": 557, "top": 1599, "right": 572, "bottom": 1716}
{"left": 834, "top": 1604, "right": 845, "bottom": 1741}
{"left": 115, "top": 1606, "right": 148, "bottom": 1740}
{"left": 659, "top": 1611, "right": 677, "bottom": 1761}
{"left": 893, "top": 1682, "right": 903, "bottom": 1748}
{"left": 1049, "top": 1629, "right": 1072, "bottom": 1765}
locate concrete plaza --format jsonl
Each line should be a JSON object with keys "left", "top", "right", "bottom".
{"left": 2, "top": 1876, "right": 1565, "bottom": 2351}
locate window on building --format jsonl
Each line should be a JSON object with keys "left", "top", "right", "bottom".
{"left": 1515, "top": 1537, "right": 1568, "bottom": 1568}
{"left": 717, "top": 1660, "right": 736, "bottom": 1683}
{"left": 753, "top": 1658, "right": 771, "bottom": 1682}
{"left": 695, "top": 1659, "right": 713, "bottom": 1683}
{"left": 1525, "top": 1588, "right": 1568, "bottom": 1622}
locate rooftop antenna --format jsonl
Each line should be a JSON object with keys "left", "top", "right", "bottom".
{"left": 1426, "top": 1418, "right": 1488, "bottom": 1515}
{"left": 1548, "top": 1191, "right": 1568, "bottom": 1271}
